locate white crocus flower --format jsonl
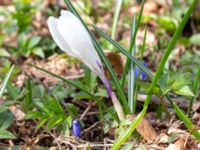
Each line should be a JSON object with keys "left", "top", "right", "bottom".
{"left": 47, "top": 10, "right": 124, "bottom": 121}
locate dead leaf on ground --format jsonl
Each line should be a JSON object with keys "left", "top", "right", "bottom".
{"left": 156, "top": 133, "right": 169, "bottom": 144}
{"left": 15, "top": 54, "right": 83, "bottom": 87}
{"left": 105, "top": 52, "right": 124, "bottom": 80}
{"left": 192, "top": 112, "right": 200, "bottom": 126}
{"left": 165, "top": 138, "right": 185, "bottom": 150}
{"left": 0, "top": 99, "right": 25, "bottom": 121}
{"left": 127, "top": 114, "right": 158, "bottom": 142}
{"left": 129, "top": 1, "right": 158, "bottom": 16}
{"left": 122, "top": 28, "right": 158, "bottom": 51}
{"left": 9, "top": 106, "right": 25, "bottom": 121}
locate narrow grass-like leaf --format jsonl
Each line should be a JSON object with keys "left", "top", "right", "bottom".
{"left": 172, "top": 101, "right": 200, "bottom": 139}
{"left": 128, "top": 16, "right": 136, "bottom": 113}
{"left": 64, "top": 0, "right": 129, "bottom": 113}
{"left": 132, "top": 25, "right": 148, "bottom": 112}
{"left": 47, "top": 115, "right": 63, "bottom": 130}
{"left": 113, "top": 0, "right": 198, "bottom": 147}
{"left": 188, "top": 68, "right": 200, "bottom": 117}
{"left": 0, "top": 65, "right": 15, "bottom": 98}
{"left": 36, "top": 116, "right": 49, "bottom": 129}
{"left": 140, "top": 25, "right": 147, "bottom": 61}
{"left": 111, "top": 0, "right": 124, "bottom": 39}
{"left": 93, "top": 26, "right": 153, "bottom": 79}
{"left": 24, "top": 80, "right": 33, "bottom": 111}
{"left": 121, "top": 0, "right": 146, "bottom": 88}
{"left": 129, "top": 0, "right": 145, "bottom": 53}
{"left": 112, "top": 106, "right": 147, "bottom": 149}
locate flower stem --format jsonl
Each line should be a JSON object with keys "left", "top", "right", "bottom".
{"left": 103, "top": 78, "right": 125, "bottom": 121}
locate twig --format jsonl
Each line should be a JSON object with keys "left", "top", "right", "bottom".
{"left": 80, "top": 102, "right": 92, "bottom": 120}
{"left": 48, "top": 131, "right": 62, "bottom": 150}
{"left": 82, "top": 121, "right": 101, "bottom": 134}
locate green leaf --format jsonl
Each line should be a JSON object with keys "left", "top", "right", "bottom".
{"left": 157, "top": 16, "right": 178, "bottom": 32}
{"left": 174, "top": 85, "right": 194, "bottom": 97}
{"left": 47, "top": 115, "right": 64, "bottom": 130}
{"left": 6, "top": 81, "right": 20, "bottom": 100}
{"left": 0, "top": 111, "right": 13, "bottom": 129}
{"left": 72, "top": 92, "right": 92, "bottom": 100}
{"left": 34, "top": 85, "right": 45, "bottom": 98}
{"left": 93, "top": 26, "right": 153, "bottom": 80}
{"left": 190, "top": 34, "right": 200, "bottom": 46}
{"left": 47, "top": 97, "right": 64, "bottom": 114}
{"left": 24, "top": 111, "right": 42, "bottom": 120}
{"left": 0, "top": 105, "right": 8, "bottom": 113}
{"left": 128, "top": 16, "right": 136, "bottom": 113}
{"left": 112, "top": 106, "right": 147, "bottom": 149}
{"left": 34, "top": 101, "right": 51, "bottom": 115}
{"left": 83, "top": 67, "right": 97, "bottom": 90}
{"left": 172, "top": 101, "right": 200, "bottom": 139}
{"left": 18, "top": 33, "right": 27, "bottom": 49}
{"left": 24, "top": 80, "right": 33, "bottom": 112}
{"left": 95, "top": 89, "right": 107, "bottom": 97}
{"left": 66, "top": 115, "right": 72, "bottom": 127}
{"left": 28, "top": 36, "right": 41, "bottom": 49}
{"left": 121, "top": 143, "right": 134, "bottom": 150}
{"left": 36, "top": 116, "right": 49, "bottom": 129}
{"left": 66, "top": 103, "right": 78, "bottom": 117}
{"left": 0, "top": 65, "right": 15, "bottom": 97}
{"left": 0, "top": 48, "right": 10, "bottom": 57}
{"left": 32, "top": 47, "right": 45, "bottom": 58}
{"left": 0, "top": 130, "right": 16, "bottom": 139}
{"left": 111, "top": 0, "right": 124, "bottom": 39}
{"left": 188, "top": 68, "right": 200, "bottom": 117}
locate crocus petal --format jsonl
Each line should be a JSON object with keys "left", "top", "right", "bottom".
{"left": 72, "top": 119, "right": 81, "bottom": 138}
{"left": 57, "top": 11, "right": 103, "bottom": 74}
{"left": 48, "top": 10, "right": 106, "bottom": 84}
{"left": 47, "top": 17, "right": 77, "bottom": 57}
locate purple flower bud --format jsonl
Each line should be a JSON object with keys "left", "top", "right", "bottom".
{"left": 135, "top": 62, "right": 147, "bottom": 80}
{"left": 72, "top": 119, "right": 81, "bottom": 138}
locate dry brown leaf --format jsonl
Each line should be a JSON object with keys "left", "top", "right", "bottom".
{"left": 156, "top": 133, "right": 169, "bottom": 144}
{"left": 165, "top": 138, "right": 185, "bottom": 150}
{"left": 0, "top": 0, "right": 12, "bottom": 5}
{"left": 8, "top": 106, "right": 25, "bottom": 121}
{"left": 105, "top": 52, "right": 124, "bottom": 80}
{"left": 0, "top": 99, "right": 25, "bottom": 120}
{"left": 127, "top": 114, "right": 158, "bottom": 142}
{"left": 15, "top": 54, "right": 83, "bottom": 87}
{"left": 129, "top": 1, "right": 159, "bottom": 16}
{"left": 122, "top": 28, "right": 158, "bottom": 51}
{"left": 136, "top": 28, "right": 158, "bottom": 48}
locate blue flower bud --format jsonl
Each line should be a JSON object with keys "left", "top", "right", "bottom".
{"left": 72, "top": 119, "right": 81, "bottom": 138}
{"left": 135, "top": 62, "right": 147, "bottom": 80}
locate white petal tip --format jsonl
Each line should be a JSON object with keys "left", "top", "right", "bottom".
{"left": 60, "top": 10, "right": 72, "bottom": 17}
{"left": 47, "top": 16, "right": 56, "bottom": 26}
